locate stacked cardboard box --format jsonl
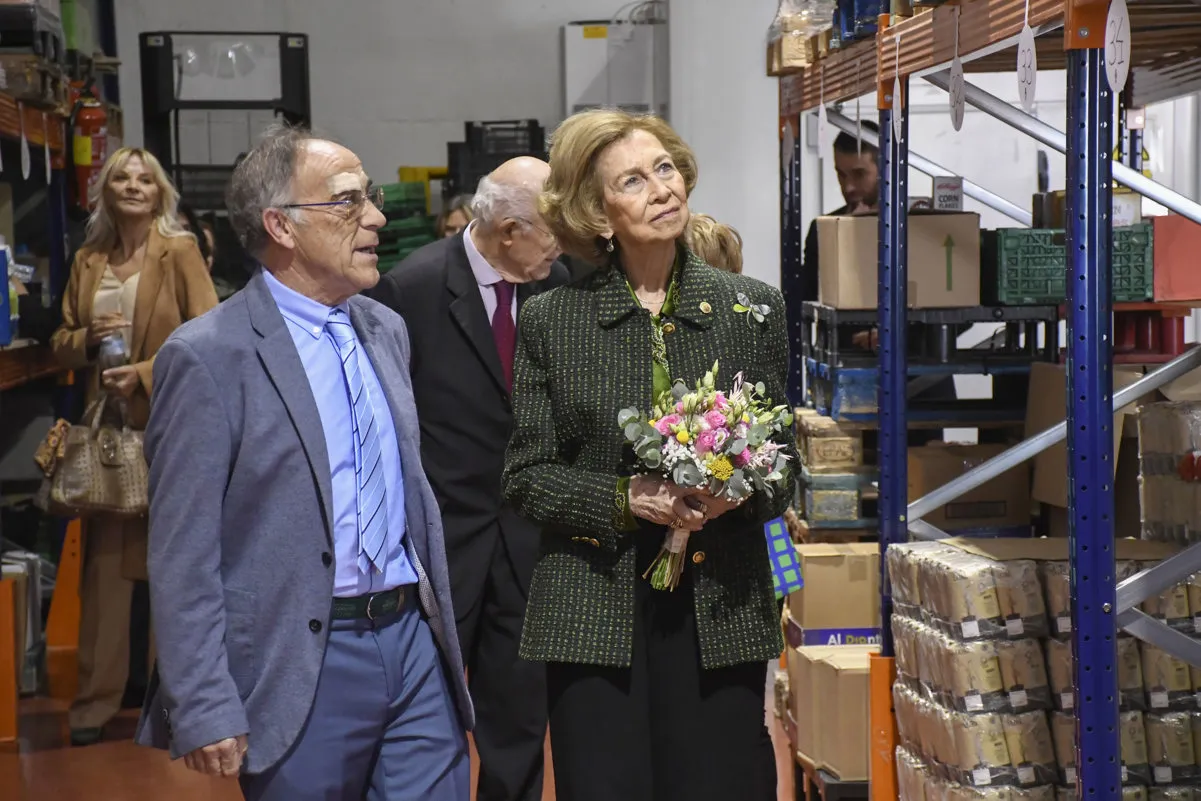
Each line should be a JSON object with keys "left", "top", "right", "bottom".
{"left": 889, "top": 538, "right": 1201, "bottom": 797}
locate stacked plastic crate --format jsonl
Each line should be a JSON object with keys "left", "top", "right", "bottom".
{"left": 376, "top": 181, "right": 435, "bottom": 271}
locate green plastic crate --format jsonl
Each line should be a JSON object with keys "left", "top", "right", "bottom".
{"left": 982, "top": 223, "right": 1153, "bottom": 305}
{"left": 378, "top": 182, "right": 428, "bottom": 214}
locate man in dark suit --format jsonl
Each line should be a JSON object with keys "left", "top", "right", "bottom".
{"left": 370, "top": 157, "right": 568, "bottom": 801}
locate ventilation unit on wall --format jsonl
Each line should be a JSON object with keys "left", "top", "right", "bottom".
{"left": 562, "top": 20, "right": 668, "bottom": 120}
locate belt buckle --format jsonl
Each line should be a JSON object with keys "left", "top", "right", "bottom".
{"left": 365, "top": 591, "right": 381, "bottom": 622}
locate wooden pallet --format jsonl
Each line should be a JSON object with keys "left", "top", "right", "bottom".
{"left": 787, "top": 510, "right": 877, "bottom": 544}
{"left": 799, "top": 468, "right": 879, "bottom": 529}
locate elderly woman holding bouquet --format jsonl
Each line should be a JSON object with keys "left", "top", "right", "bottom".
{"left": 502, "top": 108, "right": 796, "bottom": 801}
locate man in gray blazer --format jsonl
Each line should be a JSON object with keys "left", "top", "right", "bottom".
{"left": 134, "top": 124, "right": 473, "bottom": 801}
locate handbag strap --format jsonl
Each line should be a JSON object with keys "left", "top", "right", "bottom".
{"left": 84, "top": 397, "right": 108, "bottom": 430}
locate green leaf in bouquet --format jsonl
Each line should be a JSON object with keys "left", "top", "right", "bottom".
{"left": 728, "top": 471, "right": 750, "bottom": 497}
{"left": 624, "top": 422, "right": 644, "bottom": 442}
{"left": 708, "top": 477, "right": 724, "bottom": 496}
{"left": 727, "top": 438, "right": 747, "bottom": 457}
{"left": 635, "top": 437, "right": 660, "bottom": 458}
{"left": 672, "top": 462, "right": 703, "bottom": 487}
{"left": 617, "top": 408, "right": 641, "bottom": 427}
{"left": 643, "top": 450, "right": 663, "bottom": 469}
{"left": 747, "top": 423, "right": 769, "bottom": 447}
{"left": 754, "top": 381, "right": 766, "bottom": 396}
{"left": 671, "top": 381, "right": 689, "bottom": 402}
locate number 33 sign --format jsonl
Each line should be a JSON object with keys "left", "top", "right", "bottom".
{"left": 1106, "top": 0, "right": 1131, "bottom": 92}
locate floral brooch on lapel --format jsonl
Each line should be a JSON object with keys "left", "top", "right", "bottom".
{"left": 733, "top": 292, "right": 771, "bottom": 326}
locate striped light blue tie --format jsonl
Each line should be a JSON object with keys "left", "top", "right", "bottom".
{"left": 327, "top": 309, "right": 388, "bottom": 573}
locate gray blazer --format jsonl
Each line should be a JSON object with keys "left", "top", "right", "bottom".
{"left": 133, "top": 269, "right": 474, "bottom": 774}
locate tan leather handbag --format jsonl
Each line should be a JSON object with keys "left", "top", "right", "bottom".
{"left": 38, "top": 398, "right": 148, "bottom": 519}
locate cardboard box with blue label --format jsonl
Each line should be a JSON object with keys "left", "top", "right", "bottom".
{"left": 786, "top": 542, "right": 881, "bottom": 645}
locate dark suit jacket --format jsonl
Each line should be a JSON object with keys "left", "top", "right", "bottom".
{"left": 502, "top": 249, "right": 796, "bottom": 671}
{"left": 369, "top": 234, "right": 569, "bottom": 621}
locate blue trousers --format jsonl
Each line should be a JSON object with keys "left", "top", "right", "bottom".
{"left": 240, "top": 603, "right": 469, "bottom": 801}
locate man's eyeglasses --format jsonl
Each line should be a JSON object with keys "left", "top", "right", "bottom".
{"left": 283, "top": 186, "right": 385, "bottom": 213}
{"left": 515, "top": 217, "right": 556, "bottom": 241}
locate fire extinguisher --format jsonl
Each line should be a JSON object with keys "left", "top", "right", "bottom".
{"left": 72, "top": 90, "right": 108, "bottom": 211}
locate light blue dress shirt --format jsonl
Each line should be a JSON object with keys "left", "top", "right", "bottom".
{"left": 264, "top": 269, "right": 418, "bottom": 597}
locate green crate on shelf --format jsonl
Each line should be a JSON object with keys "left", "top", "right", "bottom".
{"left": 982, "top": 223, "right": 1153, "bottom": 305}
{"left": 379, "top": 182, "right": 428, "bottom": 214}
{"left": 380, "top": 215, "right": 434, "bottom": 237}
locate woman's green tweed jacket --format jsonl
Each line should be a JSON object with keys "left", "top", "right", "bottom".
{"left": 502, "top": 250, "right": 797, "bottom": 670}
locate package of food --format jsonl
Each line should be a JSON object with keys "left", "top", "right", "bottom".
{"left": 997, "top": 639, "right": 1052, "bottom": 712}
{"left": 890, "top": 542, "right": 957, "bottom": 622}
{"left": 1002, "top": 712, "right": 1057, "bottom": 786}
{"left": 917, "top": 623, "right": 949, "bottom": 703}
{"left": 944, "top": 638, "right": 1006, "bottom": 713}
{"left": 1144, "top": 713, "right": 1197, "bottom": 784}
{"left": 1050, "top": 712, "right": 1076, "bottom": 785}
{"left": 1187, "top": 575, "right": 1201, "bottom": 635}
{"left": 1122, "top": 710, "right": 1152, "bottom": 785}
{"left": 1140, "top": 561, "right": 1193, "bottom": 634}
{"left": 953, "top": 712, "right": 1016, "bottom": 787}
{"left": 1142, "top": 645, "right": 1195, "bottom": 712}
{"left": 1123, "top": 788, "right": 1149, "bottom": 801}
{"left": 1148, "top": 788, "right": 1195, "bottom": 801}
{"left": 896, "top": 746, "right": 928, "bottom": 801}
{"left": 1041, "top": 562, "right": 1073, "bottom": 638}
{"left": 927, "top": 550, "right": 1005, "bottom": 640}
{"left": 994, "top": 560, "right": 1049, "bottom": 639}
{"left": 1045, "top": 639, "right": 1076, "bottom": 712}
{"left": 968, "top": 788, "right": 1056, "bottom": 801}
{"left": 1119, "top": 637, "right": 1148, "bottom": 711}
{"left": 894, "top": 615, "right": 921, "bottom": 688}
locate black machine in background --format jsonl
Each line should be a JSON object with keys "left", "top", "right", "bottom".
{"left": 443, "top": 119, "right": 545, "bottom": 200}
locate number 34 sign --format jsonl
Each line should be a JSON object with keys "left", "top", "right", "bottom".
{"left": 1106, "top": 0, "right": 1131, "bottom": 93}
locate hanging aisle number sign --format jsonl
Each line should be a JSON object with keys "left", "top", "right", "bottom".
{"left": 1016, "top": 24, "right": 1037, "bottom": 112}
{"left": 1106, "top": 0, "right": 1131, "bottom": 92}
{"left": 949, "top": 9, "right": 965, "bottom": 131}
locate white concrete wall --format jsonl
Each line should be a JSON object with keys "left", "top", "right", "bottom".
{"left": 669, "top": 0, "right": 782, "bottom": 288}
{"left": 115, "top": 0, "right": 616, "bottom": 183}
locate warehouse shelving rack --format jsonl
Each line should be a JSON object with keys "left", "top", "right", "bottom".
{"left": 778, "top": 1, "right": 1201, "bottom": 798}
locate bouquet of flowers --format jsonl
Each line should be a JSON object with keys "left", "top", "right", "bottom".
{"left": 618, "top": 361, "right": 794, "bottom": 591}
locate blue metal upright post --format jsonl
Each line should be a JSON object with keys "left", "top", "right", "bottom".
{"left": 877, "top": 79, "right": 909, "bottom": 657}
{"left": 780, "top": 113, "right": 805, "bottom": 406}
{"left": 1065, "top": 48, "right": 1120, "bottom": 799}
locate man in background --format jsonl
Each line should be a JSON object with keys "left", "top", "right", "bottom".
{"left": 801, "top": 121, "right": 880, "bottom": 302}
{"left": 370, "top": 157, "right": 568, "bottom": 801}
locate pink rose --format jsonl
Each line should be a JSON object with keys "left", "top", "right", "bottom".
{"left": 704, "top": 410, "right": 728, "bottom": 430}
{"left": 654, "top": 414, "right": 682, "bottom": 435}
{"left": 732, "top": 448, "right": 753, "bottom": 467}
{"left": 695, "top": 429, "right": 718, "bottom": 454}
{"left": 712, "top": 392, "right": 729, "bottom": 410}
{"left": 675, "top": 401, "right": 686, "bottom": 414}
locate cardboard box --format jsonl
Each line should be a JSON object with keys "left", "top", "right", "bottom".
{"left": 1152, "top": 214, "right": 1201, "bottom": 302}
{"left": 786, "top": 543, "right": 881, "bottom": 645}
{"left": 933, "top": 177, "right": 964, "bottom": 211}
{"left": 817, "top": 212, "right": 981, "bottom": 309}
{"left": 814, "top": 649, "right": 875, "bottom": 780}
{"left": 787, "top": 643, "right": 878, "bottom": 772}
{"left": 908, "top": 443, "right": 1032, "bottom": 532}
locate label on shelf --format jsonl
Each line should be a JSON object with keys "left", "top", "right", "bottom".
{"left": 965, "top": 692, "right": 984, "bottom": 712}
{"left": 1065, "top": 767, "right": 1077, "bottom": 785}
{"left": 1009, "top": 689, "right": 1029, "bottom": 709}
{"left": 949, "top": 56, "right": 965, "bottom": 132}
{"left": 1150, "top": 690, "right": 1169, "bottom": 708}
{"left": 1006, "top": 617, "right": 1025, "bottom": 637}
{"left": 962, "top": 619, "right": 981, "bottom": 638}
{"left": 1056, "top": 616, "right": 1072, "bottom": 634}
{"left": 972, "top": 768, "right": 992, "bottom": 786}
{"left": 1017, "top": 25, "right": 1037, "bottom": 113}
{"left": 1105, "top": 0, "right": 1131, "bottom": 93}
{"left": 1017, "top": 766, "right": 1035, "bottom": 785}
{"left": 1060, "top": 692, "right": 1075, "bottom": 710}
{"left": 1154, "top": 766, "right": 1173, "bottom": 784}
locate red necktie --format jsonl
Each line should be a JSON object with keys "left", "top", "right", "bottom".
{"left": 492, "top": 280, "right": 516, "bottom": 390}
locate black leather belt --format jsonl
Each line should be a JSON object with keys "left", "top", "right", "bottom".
{"left": 331, "top": 586, "right": 407, "bottom": 621}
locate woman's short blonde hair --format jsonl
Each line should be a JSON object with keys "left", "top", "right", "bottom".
{"left": 539, "top": 109, "right": 698, "bottom": 264}
{"left": 686, "top": 214, "right": 743, "bottom": 274}
{"left": 84, "top": 147, "right": 191, "bottom": 254}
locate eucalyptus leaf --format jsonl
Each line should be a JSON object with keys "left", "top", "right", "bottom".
{"left": 728, "top": 439, "right": 747, "bottom": 456}
{"left": 644, "top": 450, "right": 662, "bottom": 469}
{"left": 729, "top": 473, "right": 749, "bottom": 497}
{"left": 673, "top": 462, "right": 702, "bottom": 487}
{"left": 617, "top": 408, "right": 640, "bottom": 427}
{"left": 708, "top": 477, "right": 724, "bottom": 495}
{"left": 755, "top": 381, "right": 766, "bottom": 396}
{"left": 747, "top": 424, "right": 768, "bottom": 447}
{"left": 624, "top": 422, "right": 643, "bottom": 442}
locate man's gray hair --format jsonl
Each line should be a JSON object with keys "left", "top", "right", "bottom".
{"left": 226, "top": 123, "right": 323, "bottom": 256}
{"left": 471, "top": 175, "right": 538, "bottom": 230}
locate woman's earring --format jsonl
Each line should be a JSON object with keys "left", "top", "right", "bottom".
{"left": 605, "top": 238, "right": 614, "bottom": 253}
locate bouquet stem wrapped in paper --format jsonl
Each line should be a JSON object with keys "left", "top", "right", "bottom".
{"left": 619, "top": 361, "right": 794, "bottom": 591}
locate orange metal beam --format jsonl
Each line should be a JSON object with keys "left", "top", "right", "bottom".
{"left": 0, "top": 579, "right": 16, "bottom": 750}
{"left": 46, "top": 519, "right": 84, "bottom": 702}
{"left": 870, "top": 654, "right": 898, "bottom": 801}
{"left": 1065, "top": 0, "right": 1108, "bottom": 49}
